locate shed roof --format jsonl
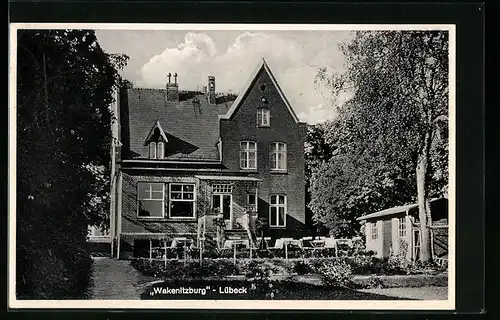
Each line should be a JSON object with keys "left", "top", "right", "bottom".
{"left": 356, "top": 198, "right": 446, "bottom": 221}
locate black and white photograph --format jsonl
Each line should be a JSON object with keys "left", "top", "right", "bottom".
{"left": 9, "top": 23, "right": 455, "bottom": 309}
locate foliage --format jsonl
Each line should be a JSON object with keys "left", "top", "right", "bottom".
{"left": 240, "top": 260, "right": 278, "bottom": 280}
{"left": 305, "top": 124, "right": 334, "bottom": 234}
{"left": 16, "top": 29, "right": 128, "bottom": 298}
{"left": 313, "top": 259, "right": 354, "bottom": 288}
{"left": 132, "top": 258, "right": 237, "bottom": 280}
{"left": 363, "top": 276, "right": 387, "bottom": 289}
{"left": 311, "top": 31, "right": 449, "bottom": 262}
{"left": 291, "top": 260, "right": 312, "bottom": 275}
{"left": 387, "top": 239, "right": 412, "bottom": 274}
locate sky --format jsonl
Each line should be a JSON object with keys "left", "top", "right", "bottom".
{"left": 95, "top": 29, "right": 354, "bottom": 124}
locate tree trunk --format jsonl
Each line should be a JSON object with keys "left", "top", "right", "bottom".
{"left": 416, "top": 151, "right": 432, "bottom": 263}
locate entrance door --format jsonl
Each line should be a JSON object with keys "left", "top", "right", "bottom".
{"left": 212, "top": 194, "right": 232, "bottom": 229}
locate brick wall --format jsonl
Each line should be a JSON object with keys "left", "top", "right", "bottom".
{"left": 119, "top": 171, "right": 262, "bottom": 237}
{"left": 120, "top": 171, "right": 198, "bottom": 235}
{"left": 219, "top": 68, "right": 306, "bottom": 239}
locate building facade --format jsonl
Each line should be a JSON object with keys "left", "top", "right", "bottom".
{"left": 101, "top": 59, "right": 307, "bottom": 258}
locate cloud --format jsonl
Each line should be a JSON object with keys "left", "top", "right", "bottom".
{"left": 138, "top": 31, "right": 350, "bottom": 124}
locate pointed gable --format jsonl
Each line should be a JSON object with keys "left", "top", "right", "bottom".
{"left": 220, "top": 58, "right": 300, "bottom": 123}
{"left": 144, "top": 119, "right": 169, "bottom": 145}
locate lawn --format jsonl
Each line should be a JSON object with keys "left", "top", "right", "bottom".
{"left": 140, "top": 279, "right": 412, "bottom": 300}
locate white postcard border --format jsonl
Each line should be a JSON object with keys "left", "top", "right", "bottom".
{"left": 8, "top": 23, "right": 456, "bottom": 310}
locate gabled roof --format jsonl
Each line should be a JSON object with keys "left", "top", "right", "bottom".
{"left": 219, "top": 58, "right": 300, "bottom": 123}
{"left": 144, "top": 119, "right": 169, "bottom": 145}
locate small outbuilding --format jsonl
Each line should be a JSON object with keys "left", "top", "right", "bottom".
{"left": 356, "top": 198, "right": 448, "bottom": 261}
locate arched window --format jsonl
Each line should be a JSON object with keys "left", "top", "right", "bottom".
{"left": 149, "top": 142, "right": 157, "bottom": 159}
{"left": 269, "top": 142, "right": 287, "bottom": 171}
{"left": 157, "top": 141, "right": 165, "bottom": 159}
{"left": 240, "top": 141, "right": 257, "bottom": 169}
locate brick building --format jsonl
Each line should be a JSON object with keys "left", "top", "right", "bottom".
{"left": 95, "top": 59, "right": 308, "bottom": 258}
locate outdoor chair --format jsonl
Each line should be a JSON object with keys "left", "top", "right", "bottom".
{"left": 323, "top": 237, "right": 340, "bottom": 257}
{"left": 267, "top": 238, "right": 285, "bottom": 258}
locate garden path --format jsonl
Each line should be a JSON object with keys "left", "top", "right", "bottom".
{"left": 89, "top": 257, "right": 156, "bottom": 300}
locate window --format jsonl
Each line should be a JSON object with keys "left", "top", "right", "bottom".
{"left": 157, "top": 141, "right": 165, "bottom": 159}
{"left": 247, "top": 192, "right": 257, "bottom": 212}
{"left": 169, "top": 183, "right": 195, "bottom": 218}
{"left": 270, "top": 142, "right": 287, "bottom": 171}
{"left": 269, "top": 194, "right": 286, "bottom": 227}
{"left": 257, "top": 108, "right": 270, "bottom": 126}
{"left": 398, "top": 217, "right": 407, "bottom": 237}
{"left": 370, "top": 222, "right": 378, "bottom": 240}
{"left": 149, "top": 142, "right": 157, "bottom": 159}
{"left": 148, "top": 141, "right": 165, "bottom": 159}
{"left": 240, "top": 141, "right": 257, "bottom": 169}
{"left": 212, "top": 184, "right": 233, "bottom": 194}
{"left": 138, "top": 182, "right": 165, "bottom": 218}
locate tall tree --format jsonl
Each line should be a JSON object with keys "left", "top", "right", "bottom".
{"left": 315, "top": 31, "right": 449, "bottom": 262}
{"left": 308, "top": 115, "right": 417, "bottom": 238}
{"left": 16, "top": 29, "right": 128, "bottom": 298}
{"left": 304, "top": 124, "right": 334, "bottom": 234}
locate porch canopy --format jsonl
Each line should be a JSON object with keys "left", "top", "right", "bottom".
{"left": 194, "top": 175, "right": 262, "bottom": 182}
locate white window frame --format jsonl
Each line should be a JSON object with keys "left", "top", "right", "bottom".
{"left": 398, "top": 216, "right": 407, "bottom": 238}
{"left": 257, "top": 107, "right": 270, "bottom": 127}
{"left": 240, "top": 141, "right": 257, "bottom": 170}
{"left": 168, "top": 183, "right": 196, "bottom": 219}
{"left": 247, "top": 192, "right": 258, "bottom": 212}
{"left": 212, "top": 184, "right": 233, "bottom": 194}
{"left": 157, "top": 141, "right": 165, "bottom": 159}
{"left": 269, "top": 194, "right": 286, "bottom": 227}
{"left": 137, "top": 182, "right": 165, "bottom": 218}
{"left": 270, "top": 142, "right": 287, "bottom": 171}
{"left": 149, "top": 142, "right": 157, "bottom": 159}
{"left": 370, "top": 222, "right": 378, "bottom": 240}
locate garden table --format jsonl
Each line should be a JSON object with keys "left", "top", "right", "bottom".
{"left": 311, "top": 239, "right": 325, "bottom": 248}
{"left": 281, "top": 238, "right": 301, "bottom": 260}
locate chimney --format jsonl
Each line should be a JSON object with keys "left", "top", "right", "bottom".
{"left": 208, "top": 76, "right": 216, "bottom": 105}
{"left": 165, "top": 72, "right": 179, "bottom": 102}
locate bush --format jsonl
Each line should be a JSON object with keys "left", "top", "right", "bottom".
{"left": 132, "top": 258, "right": 238, "bottom": 280}
{"left": 240, "top": 260, "right": 279, "bottom": 280}
{"left": 313, "top": 259, "right": 354, "bottom": 288}
{"left": 291, "top": 260, "right": 313, "bottom": 275}
{"left": 363, "top": 275, "right": 387, "bottom": 289}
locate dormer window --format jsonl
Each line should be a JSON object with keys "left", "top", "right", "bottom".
{"left": 145, "top": 120, "right": 168, "bottom": 159}
{"left": 257, "top": 108, "right": 270, "bottom": 127}
{"left": 149, "top": 142, "right": 157, "bottom": 159}
{"left": 157, "top": 141, "right": 165, "bottom": 159}
{"left": 148, "top": 140, "right": 165, "bottom": 159}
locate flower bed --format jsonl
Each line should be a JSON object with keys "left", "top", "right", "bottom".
{"left": 132, "top": 255, "right": 446, "bottom": 279}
